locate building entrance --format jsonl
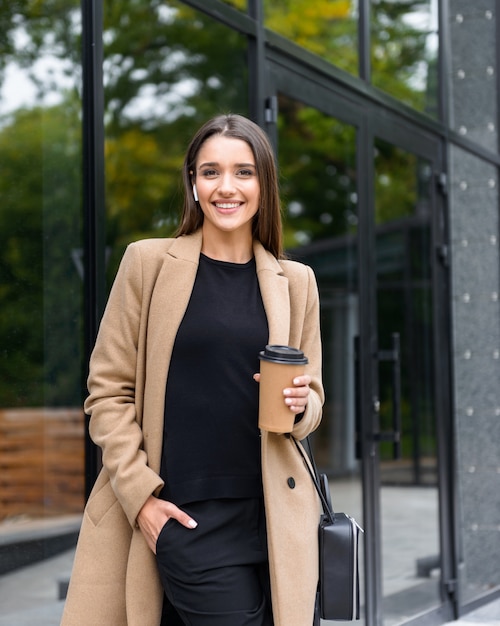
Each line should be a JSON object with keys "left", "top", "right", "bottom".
{"left": 269, "top": 65, "right": 455, "bottom": 625}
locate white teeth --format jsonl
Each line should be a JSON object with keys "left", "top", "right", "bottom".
{"left": 215, "top": 202, "right": 240, "bottom": 209}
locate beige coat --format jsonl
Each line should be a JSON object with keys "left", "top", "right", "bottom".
{"left": 62, "top": 230, "right": 324, "bottom": 626}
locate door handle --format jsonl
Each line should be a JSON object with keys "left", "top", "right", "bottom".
{"left": 374, "top": 332, "right": 402, "bottom": 460}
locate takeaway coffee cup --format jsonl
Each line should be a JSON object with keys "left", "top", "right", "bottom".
{"left": 258, "top": 345, "right": 308, "bottom": 433}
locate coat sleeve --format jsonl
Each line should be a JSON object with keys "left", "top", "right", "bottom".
{"left": 84, "top": 243, "right": 164, "bottom": 527}
{"left": 290, "top": 264, "right": 324, "bottom": 441}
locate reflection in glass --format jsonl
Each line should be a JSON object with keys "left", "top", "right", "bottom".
{"left": 371, "top": 0, "right": 439, "bottom": 117}
{"left": 374, "top": 140, "right": 440, "bottom": 623}
{"left": 277, "top": 94, "right": 364, "bottom": 621}
{"left": 220, "top": 0, "right": 247, "bottom": 10}
{"left": 103, "top": 0, "right": 249, "bottom": 279}
{"left": 0, "top": 0, "right": 84, "bottom": 617}
{"left": 277, "top": 96, "right": 358, "bottom": 250}
{"left": 263, "top": 0, "right": 359, "bottom": 76}
{"left": 0, "top": 0, "right": 84, "bottom": 508}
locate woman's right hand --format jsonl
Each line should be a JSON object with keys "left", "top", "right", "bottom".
{"left": 137, "top": 495, "right": 198, "bottom": 553}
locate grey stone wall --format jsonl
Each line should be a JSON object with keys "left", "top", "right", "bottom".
{"left": 448, "top": 2, "right": 498, "bottom": 150}
{"left": 448, "top": 1, "right": 500, "bottom": 598}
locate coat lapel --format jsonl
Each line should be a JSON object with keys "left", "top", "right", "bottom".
{"left": 254, "top": 241, "right": 290, "bottom": 346}
{"left": 143, "top": 232, "right": 203, "bottom": 473}
{"left": 146, "top": 230, "right": 203, "bottom": 369}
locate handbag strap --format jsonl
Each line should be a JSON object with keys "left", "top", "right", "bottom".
{"left": 292, "top": 436, "right": 335, "bottom": 524}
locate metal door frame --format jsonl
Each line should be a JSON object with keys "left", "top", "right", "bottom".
{"left": 265, "top": 55, "right": 457, "bottom": 626}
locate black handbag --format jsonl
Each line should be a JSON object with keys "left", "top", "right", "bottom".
{"left": 293, "top": 437, "right": 363, "bottom": 622}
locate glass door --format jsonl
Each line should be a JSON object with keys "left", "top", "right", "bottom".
{"left": 274, "top": 92, "right": 365, "bottom": 618}
{"left": 372, "top": 139, "right": 442, "bottom": 624}
{"left": 268, "top": 62, "right": 454, "bottom": 625}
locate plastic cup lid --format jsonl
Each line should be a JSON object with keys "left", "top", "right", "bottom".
{"left": 258, "top": 344, "right": 308, "bottom": 365}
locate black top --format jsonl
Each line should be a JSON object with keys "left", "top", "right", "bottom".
{"left": 159, "top": 253, "right": 269, "bottom": 505}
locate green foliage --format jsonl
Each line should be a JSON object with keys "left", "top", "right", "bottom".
{"left": 220, "top": 0, "right": 246, "bottom": 10}
{"left": 264, "top": 0, "right": 358, "bottom": 76}
{"left": 374, "top": 139, "right": 417, "bottom": 224}
{"left": 0, "top": 102, "right": 82, "bottom": 406}
{"left": 277, "top": 96, "right": 357, "bottom": 249}
{"left": 0, "top": 0, "right": 81, "bottom": 79}
{"left": 0, "top": 110, "right": 44, "bottom": 405}
{"left": 371, "top": 0, "right": 437, "bottom": 113}
{"left": 100, "top": 1, "right": 249, "bottom": 274}
{"left": 0, "top": 0, "right": 438, "bottom": 409}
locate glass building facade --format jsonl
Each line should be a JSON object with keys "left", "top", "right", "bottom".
{"left": 0, "top": 1, "right": 499, "bottom": 624}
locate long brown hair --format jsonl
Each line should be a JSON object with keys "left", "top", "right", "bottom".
{"left": 176, "top": 114, "right": 284, "bottom": 259}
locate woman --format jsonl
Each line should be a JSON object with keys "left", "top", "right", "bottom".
{"left": 62, "top": 114, "right": 324, "bottom": 626}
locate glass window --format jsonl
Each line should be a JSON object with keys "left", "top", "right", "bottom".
{"left": 0, "top": 0, "right": 83, "bottom": 619}
{"left": 220, "top": 0, "right": 247, "bottom": 10}
{"left": 103, "top": 0, "right": 249, "bottom": 278}
{"left": 371, "top": 0, "right": 439, "bottom": 116}
{"left": 277, "top": 97, "right": 358, "bottom": 250}
{"left": 263, "top": 0, "right": 359, "bottom": 77}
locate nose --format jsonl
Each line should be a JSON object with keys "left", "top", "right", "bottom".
{"left": 218, "top": 173, "right": 236, "bottom": 195}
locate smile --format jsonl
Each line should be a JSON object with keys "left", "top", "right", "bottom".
{"left": 214, "top": 202, "right": 242, "bottom": 209}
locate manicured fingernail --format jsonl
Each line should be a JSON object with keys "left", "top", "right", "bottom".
{"left": 293, "top": 378, "right": 300, "bottom": 385}
{"left": 188, "top": 519, "right": 198, "bottom": 528}
{"left": 283, "top": 389, "right": 291, "bottom": 396}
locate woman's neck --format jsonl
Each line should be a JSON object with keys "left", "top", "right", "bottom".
{"left": 201, "top": 226, "right": 254, "bottom": 263}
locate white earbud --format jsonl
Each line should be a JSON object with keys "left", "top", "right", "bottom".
{"left": 192, "top": 184, "right": 199, "bottom": 202}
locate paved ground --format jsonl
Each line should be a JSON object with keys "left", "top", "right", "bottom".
{"left": 1, "top": 545, "right": 499, "bottom": 626}
{"left": 0, "top": 548, "right": 72, "bottom": 625}
{"left": 443, "top": 600, "right": 500, "bottom": 626}
{"left": 0, "top": 487, "right": 499, "bottom": 626}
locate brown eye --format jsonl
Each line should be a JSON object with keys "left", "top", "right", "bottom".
{"left": 201, "top": 169, "right": 218, "bottom": 178}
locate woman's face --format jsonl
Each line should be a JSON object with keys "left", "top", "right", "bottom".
{"left": 194, "top": 135, "right": 260, "bottom": 239}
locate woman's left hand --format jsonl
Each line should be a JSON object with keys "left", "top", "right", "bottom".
{"left": 253, "top": 373, "right": 311, "bottom": 413}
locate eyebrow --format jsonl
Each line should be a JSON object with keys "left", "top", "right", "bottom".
{"left": 197, "top": 162, "right": 256, "bottom": 169}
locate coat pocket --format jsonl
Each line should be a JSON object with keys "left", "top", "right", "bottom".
{"left": 85, "top": 478, "right": 119, "bottom": 526}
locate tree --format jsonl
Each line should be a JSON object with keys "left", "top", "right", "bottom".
{"left": 371, "top": 0, "right": 438, "bottom": 113}
{"left": 0, "top": 101, "right": 83, "bottom": 406}
{"left": 276, "top": 97, "right": 358, "bottom": 250}
{"left": 263, "top": 0, "right": 357, "bottom": 76}
{"left": 0, "top": 0, "right": 439, "bottom": 407}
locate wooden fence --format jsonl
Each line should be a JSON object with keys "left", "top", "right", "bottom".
{"left": 0, "top": 408, "right": 85, "bottom": 520}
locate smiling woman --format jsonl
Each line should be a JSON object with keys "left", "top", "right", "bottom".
{"left": 192, "top": 135, "right": 260, "bottom": 262}
{"left": 177, "top": 114, "right": 283, "bottom": 260}
{"left": 62, "top": 113, "right": 325, "bottom": 626}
